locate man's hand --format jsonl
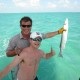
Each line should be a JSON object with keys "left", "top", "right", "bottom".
{"left": 15, "top": 47, "right": 23, "bottom": 56}
{"left": 58, "top": 27, "right": 66, "bottom": 34}
{"left": 51, "top": 47, "right": 55, "bottom": 56}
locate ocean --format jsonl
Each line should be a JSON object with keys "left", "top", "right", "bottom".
{"left": 0, "top": 12, "right": 80, "bottom": 80}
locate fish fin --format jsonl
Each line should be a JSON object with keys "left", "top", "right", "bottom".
{"left": 58, "top": 49, "right": 63, "bottom": 57}
{"left": 58, "top": 53, "right": 63, "bottom": 57}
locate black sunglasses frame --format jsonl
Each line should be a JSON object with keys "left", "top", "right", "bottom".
{"left": 30, "top": 38, "right": 42, "bottom": 42}
{"left": 21, "top": 25, "right": 32, "bottom": 28}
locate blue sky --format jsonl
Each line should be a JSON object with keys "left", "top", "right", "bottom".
{"left": 0, "top": 0, "right": 80, "bottom": 13}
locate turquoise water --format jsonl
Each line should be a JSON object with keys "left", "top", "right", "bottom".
{"left": 0, "top": 12, "right": 80, "bottom": 80}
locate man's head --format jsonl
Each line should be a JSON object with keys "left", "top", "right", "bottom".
{"left": 20, "top": 16, "right": 32, "bottom": 35}
{"left": 30, "top": 32, "right": 42, "bottom": 49}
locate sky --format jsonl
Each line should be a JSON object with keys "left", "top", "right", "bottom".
{"left": 0, "top": 0, "right": 80, "bottom": 13}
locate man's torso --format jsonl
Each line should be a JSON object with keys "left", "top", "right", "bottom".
{"left": 17, "top": 48, "right": 43, "bottom": 80}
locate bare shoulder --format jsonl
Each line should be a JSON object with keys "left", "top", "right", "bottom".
{"left": 22, "top": 47, "right": 28, "bottom": 52}
{"left": 37, "top": 49, "right": 46, "bottom": 58}
{"left": 38, "top": 49, "right": 45, "bottom": 54}
{"left": 20, "top": 48, "right": 28, "bottom": 56}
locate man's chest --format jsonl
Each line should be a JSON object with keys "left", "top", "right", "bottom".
{"left": 23, "top": 52, "right": 41, "bottom": 65}
{"left": 16, "top": 39, "right": 30, "bottom": 48}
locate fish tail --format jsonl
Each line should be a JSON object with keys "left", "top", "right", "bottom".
{"left": 58, "top": 49, "right": 63, "bottom": 57}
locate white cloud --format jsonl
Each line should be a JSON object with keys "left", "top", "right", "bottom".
{"left": 0, "top": 2, "right": 6, "bottom": 9}
{"left": 13, "top": 0, "right": 28, "bottom": 7}
{"left": 13, "top": 0, "right": 40, "bottom": 8}
{"left": 59, "top": 0, "right": 70, "bottom": 4}
{"left": 63, "top": 1, "right": 80, "bottom": 9}
{"left": 47, "top": 2, "right": 57, "bottom": 9}
{"left": 30, "top": 0, "right": 40, "bottom": 7}
{"left": 54, "top": 0, "right": 72, "bottom": 9}
{"left": 0, "top": 0, "right": 79, "bottom": 12}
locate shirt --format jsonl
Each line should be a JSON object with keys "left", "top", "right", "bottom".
{"left": 6, "top": 33, "right": 46, "bottom": 53}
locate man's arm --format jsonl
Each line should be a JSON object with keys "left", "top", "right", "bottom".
{"left": 42, "top": 47, "right": 55, "bottom": 59}
{"left": 45, "top": 31, "right": 58, "bottom": 38}
{"left": 6, "top": 47, "right": 23, "bottom": 57}
{"left": 0, "top": 54, "right": 23, "bottom": 79}
{"left": 6, "top": 50, "right": 16, "bottom": 57}
{"left": 6, "top": 37, "right": 23, "bottom": 57}
{"left": 45, "top": 27, "right": 65, "bottom": 38}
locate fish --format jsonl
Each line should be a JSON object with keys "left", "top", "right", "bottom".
{"left": 59, "top": 18, "right": 68, "bottom": 57}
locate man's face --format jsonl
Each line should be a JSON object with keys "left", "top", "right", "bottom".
{"left": 30, "top": 37, "right": 42, "bottom": 49}
{"left": 20, "top": 21, "right": 32, "bottom": 35}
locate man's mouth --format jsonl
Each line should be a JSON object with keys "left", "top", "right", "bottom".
{"left": 35, "top": 44, "right": 39, "bottom": 46}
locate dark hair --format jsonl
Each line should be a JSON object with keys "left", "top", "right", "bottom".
{"left": 20, "top": 16, "right": 32, "bottom": 26}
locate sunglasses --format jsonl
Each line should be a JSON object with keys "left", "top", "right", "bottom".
{"left": 21, "top": 25, "right": 31, "bottom": 28}
{"left": 31, "top": 38, "right": 42, "bottom": 42}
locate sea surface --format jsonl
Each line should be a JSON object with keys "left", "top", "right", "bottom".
{"left": 0, "top": 12, "right": 80, "bottom": 80}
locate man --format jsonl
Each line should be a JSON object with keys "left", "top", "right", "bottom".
{"left": 0, "top": 32, "right": 55, "bottom": 80}
{"left": 6, "top": 16, "right": 64, "bottom": 80}
{"left": 6, "top": 16, "right": 64, "bottom": 57}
